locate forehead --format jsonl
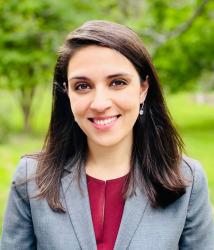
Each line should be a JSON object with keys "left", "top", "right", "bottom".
{"left": 67, "top": 45, "right": 138, "bottom": 78}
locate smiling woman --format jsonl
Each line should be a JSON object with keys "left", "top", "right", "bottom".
{"left": 1, "top": 20, "right": 214, "bottom": 250}
{"left": 67, "top": 45, "right": 147, "bottom": 150}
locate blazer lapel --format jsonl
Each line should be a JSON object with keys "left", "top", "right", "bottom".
{"left": 61, "top": 162, "right": 97, "bottom": 250}
{"left": 114, "top": 186, "right": 149, "bottom": 250}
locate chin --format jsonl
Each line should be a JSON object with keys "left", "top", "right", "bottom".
{"left": 91, "top": 139, "right": 120, "bottom": 148}
{"left": 88, "top": 133, "right": 131, "bottom": 148}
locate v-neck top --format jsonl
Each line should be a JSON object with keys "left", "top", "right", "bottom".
{"left": 86, "top": 173, "right": 128, "bottom": 250}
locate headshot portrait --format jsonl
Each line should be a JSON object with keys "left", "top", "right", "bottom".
{"left": 1, "top": 19, "right": 214, "bottom": 250}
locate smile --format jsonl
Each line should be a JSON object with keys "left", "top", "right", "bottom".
{"left": 88, "top": 115, "right": 121, "bottom": 128}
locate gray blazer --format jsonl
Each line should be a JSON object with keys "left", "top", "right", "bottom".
{"left": 1, "top": 156, "right": 214, "bottom": 250}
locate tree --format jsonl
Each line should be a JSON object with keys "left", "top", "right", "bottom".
{"left": 120, "top": 0, "right": 214, "bottom": 92}
{"left": 0, "top": 0, "right": 102, "bottom": 131}
{"left": 0, "top": 0, "right": 213, "bottom": 131}
{"left": 0, "top": 1, "right": 63, "bottom": 130}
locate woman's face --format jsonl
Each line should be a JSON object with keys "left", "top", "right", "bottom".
{"left": 67, "top": 45, "right": 148, "bottom": 148}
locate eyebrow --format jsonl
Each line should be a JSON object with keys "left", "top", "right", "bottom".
{"left": 68, "top": 73, "right": 132, "bottom": 81}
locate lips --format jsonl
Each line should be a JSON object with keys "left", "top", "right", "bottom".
{"left": 88, "top": 115, "right": 121, "bottom": 126}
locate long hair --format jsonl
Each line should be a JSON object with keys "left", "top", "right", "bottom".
{"left": 34, "top": 20, "right": 186, "bottom": 212}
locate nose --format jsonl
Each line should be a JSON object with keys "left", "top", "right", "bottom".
{"left": 90, "top": 89, "right": 112, "bottom": 112}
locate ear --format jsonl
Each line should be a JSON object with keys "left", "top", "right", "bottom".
{"left": 140, "top": 75, "right": 149, "bottom": 104}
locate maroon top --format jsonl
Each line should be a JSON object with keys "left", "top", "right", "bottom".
{"left": 86, "top": 174, "right": 128, "bottom": 250}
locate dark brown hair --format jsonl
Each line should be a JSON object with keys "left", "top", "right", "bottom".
{"left": 34, "top": 20, "right": 186, "bottom": 212}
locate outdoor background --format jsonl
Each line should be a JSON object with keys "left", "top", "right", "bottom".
{"left": 0, "top": 0, "right": 214, "bottom": 236}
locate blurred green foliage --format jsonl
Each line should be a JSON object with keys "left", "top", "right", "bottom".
{"left": 0, "top": 0, "right": 213, "bottom": 131}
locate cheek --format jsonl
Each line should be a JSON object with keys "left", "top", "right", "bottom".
{"left": 115, "top": 92, "right": 141, "bottom": 112}
{"left": 69, "top": 97, "right": 88, "bottom": 118}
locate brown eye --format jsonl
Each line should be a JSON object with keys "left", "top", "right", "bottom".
{"left": 75, "top": 83, "right": 91, "bottom": 91}
{"left": 111, "top": 79, "right": 127, "bottom": 88}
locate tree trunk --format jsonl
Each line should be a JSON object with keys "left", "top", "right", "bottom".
{"left": 17, "top": 86, "right": 36, "bottom": 132}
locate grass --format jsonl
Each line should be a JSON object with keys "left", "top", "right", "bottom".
{"left": 0, "top": 135, "right": 43, "bottom": 236}
{"left": 167, "top": 92, "right": 214, "bottom": 203}
{"left": 0, "top": 90, "right": 214, "bottom": 236}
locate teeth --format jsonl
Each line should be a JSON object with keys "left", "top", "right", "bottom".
{"left": 93, "top": 116, "right": 117, "bottom": 125}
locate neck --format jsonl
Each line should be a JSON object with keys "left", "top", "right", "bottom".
{"left": 86, "top": 136, "right": 132, "bottom": 180}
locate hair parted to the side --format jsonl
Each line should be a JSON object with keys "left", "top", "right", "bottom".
{"left": 34, "top": 20, "right": 186, "bottom": 212}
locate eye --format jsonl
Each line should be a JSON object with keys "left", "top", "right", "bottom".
{"left": 74, "top": 82, "right": 91, "bottom": 91}
{"left": 111, "top": 79, "right": 128, "bottom": 88}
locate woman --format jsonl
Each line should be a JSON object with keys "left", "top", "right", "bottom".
{"left": 1, "top": 20, "right": 214, "bottom": 250}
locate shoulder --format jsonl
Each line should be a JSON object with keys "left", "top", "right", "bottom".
{"left": 12, "top": 156, "right": 39, "bottom": 201}
{"left": 181, "top": 155, "right": 208, "bottom": 193}
{"left": 178, "top": 159, "right": 214, "bottom": 248}
{"left": 180, "top": 155, "right": 212, "bottom": 216}
{"left": 13, "top": 155, "right": 38, "bottom": 183}
{"left": 5, "top": 156, "right": 37, "bottom": 205}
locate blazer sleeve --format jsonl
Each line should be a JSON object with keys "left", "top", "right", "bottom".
{"left": 179, "top": 160, "right": 214, "bottom": 250}
{"left": 1, "top": 157, "right": 36, "bottom": 250}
